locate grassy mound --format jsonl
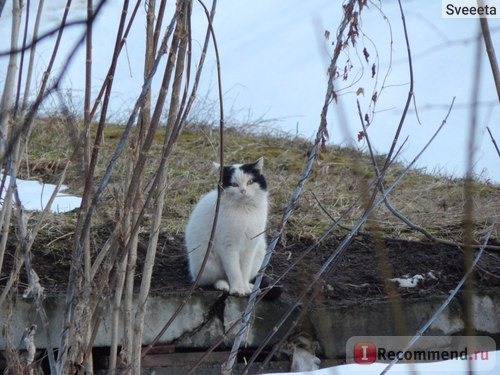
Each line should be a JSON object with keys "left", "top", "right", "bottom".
{"left": 20, "top": 117, "right": 499, "bottom": 244}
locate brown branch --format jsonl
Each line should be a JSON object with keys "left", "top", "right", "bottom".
{"left": 461, "top": 21, "right": 484, "bottom": 355}
{"left": 486, "top": 126, "right": 500, "bottom": 158}
{"left": 140, "top": 0, "right": 220, "bottom": 359}
{"left": 479, "top": 17, "right": 500, "bottom": 101}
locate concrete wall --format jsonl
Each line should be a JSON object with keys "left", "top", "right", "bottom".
{"left": 310, "top": 293, "right": 500, "bottom": 358}
{"left": 0, "top": 292, "right": 298, "bottom": 350}
{"left": 1, "top": 291, "right": 498, "bottom": 361}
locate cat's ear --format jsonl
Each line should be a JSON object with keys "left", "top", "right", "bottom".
{"left": 253, "top": 157, "right": 264, "bottom": 172}
{"left": 212, "top": 162, "right": 221, "bottom": 173}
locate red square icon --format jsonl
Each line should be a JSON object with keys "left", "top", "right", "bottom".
{"left": 353, "top": 342, "right": 377, "bottom": 364}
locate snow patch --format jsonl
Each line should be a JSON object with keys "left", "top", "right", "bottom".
{"left": 389, "top": 274, "right": 425, "bottom": 288}
{"left": 1, "top": 176, "right": 81, "bottom": 213}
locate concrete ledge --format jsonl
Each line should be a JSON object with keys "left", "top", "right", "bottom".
{"left": 0, "top": 292, "right": 298, "bottom": 350}
{"left": 1, "top": 291, "right": 498, "bottom": 361}
{"left": 310, "top": 293, "right": 500, "bottom": 358}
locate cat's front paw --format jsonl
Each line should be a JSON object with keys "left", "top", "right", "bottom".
{"left": 214, "top": 279, "right": 230, "bottom": 292}
{"left": 246, "top": 282, "right": 255, "bottom": 294}
{"left": 229, "top": 283, "right": 254, "bottom": 297}
{"left": 215, "top": 280, "right": 248, "bottom": 296}
{"left": 229, "top": 286, "right": 248, "bottom": 297}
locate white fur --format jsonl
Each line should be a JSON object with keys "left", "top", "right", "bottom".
{"left": 185, "top": 158, "right": 268, "bottom": 296}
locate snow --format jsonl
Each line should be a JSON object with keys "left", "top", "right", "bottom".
{"left": 0, "top": 176, "right": 81, "bottom": 213}
{"left": 267, "top": 350, "right": 499, "bottom": 375}
{"left": 389, "top": 274, "right": 425, "bottom": 288}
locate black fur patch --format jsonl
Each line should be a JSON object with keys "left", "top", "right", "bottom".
{"left": 220, "top": 162, "right": 267, "bottom": 191}
{"left": 221, "top": 166, "right": 236, "bottom": 188}
{"left": 240, "top": 162, "right": 267, "bottom": 191}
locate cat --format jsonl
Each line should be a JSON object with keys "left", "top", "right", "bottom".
{"left": 185, "top": 157, "right": 268, "bottom": 296}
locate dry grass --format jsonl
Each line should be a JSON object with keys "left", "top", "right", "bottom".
{"left": 19, "top": 117, "right": 500, "bottom": 244}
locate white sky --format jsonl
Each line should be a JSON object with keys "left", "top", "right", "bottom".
{"left": 0, "top": 0, "right": 499, "bottom": 182}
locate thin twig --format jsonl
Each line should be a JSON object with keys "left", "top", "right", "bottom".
{"left": 88, "top": 0, "right": 144, "bottom": 119}
{"left": 379, "top": 0, "right": 414, "bottom": 177}
{"left": 486, "top": 126, "right": 500, "bottom": 158}
{"left": 460, "top": 23, "right": 484, "bottom": 374}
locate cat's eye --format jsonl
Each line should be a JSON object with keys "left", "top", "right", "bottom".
{"left": 247, "top": 179, "right": 254, "bottom": 185}
{"left": 230, "top": 182, "right": 239, "bottom": 187}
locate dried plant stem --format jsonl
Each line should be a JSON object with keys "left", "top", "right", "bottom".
{"left": 21, "top": 0, "right": 44, "bottom": 111}
{"left": 461, "top": 27, "right": 483, "bottom": 375}
{"left": 55, "top": 1, "right": 128, "bottom": 372}
{"left": 141, "top": 0, "right": 219, "bottom": 359}
{"left": 0, "top": 0, "right": 22, "bottom": 278}
{"left": 89, "top": 0, "right": 143, "bottom": 120}
{"left": 486, "top": 126, "right": 500, "bottom": 158}
{"left": 111, "top": 1, "right": 156, "bottom": 369}
{"left": 479, "top": 17, "right": 500, "bottom": 101}
{"left": 0, "top": 0, "right": 20, "bottom": 154}
{"left": 377, "top": 0, "right": 414, "bottom": 183}
{"left": 131, "top": 4, "right": 192, "bottom": 372}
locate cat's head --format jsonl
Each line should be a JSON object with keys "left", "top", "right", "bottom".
{"left": 213, "top": 157, "right": 268, "bottom": 201}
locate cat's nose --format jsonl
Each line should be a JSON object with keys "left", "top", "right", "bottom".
{"left": 239, "top": 188, "right": 247, "bottom": 195}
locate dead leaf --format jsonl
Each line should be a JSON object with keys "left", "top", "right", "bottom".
{"left": 363, "top": 47, "right": 369, "bottom": 63}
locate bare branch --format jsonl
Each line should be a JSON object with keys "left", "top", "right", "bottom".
{"left": 141, "top": 0, "right": 220, "bottom": 358}
{"left": 487, "top": 126, "right": 500, "bottom": 158}
{"left": 479, "top": 17, "right": 500, "bottom": 101}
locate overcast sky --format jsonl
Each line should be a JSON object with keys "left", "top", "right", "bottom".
{"left": 0, "top": 0, "right": 499, "bottom": 182}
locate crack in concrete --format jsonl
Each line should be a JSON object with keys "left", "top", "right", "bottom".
{"left": 171, "top": 293, "right": 228, "bottom": 344}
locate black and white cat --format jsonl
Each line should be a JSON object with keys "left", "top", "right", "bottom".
{"left": 185, "top": 157, "right": 268, "bottom": 296}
